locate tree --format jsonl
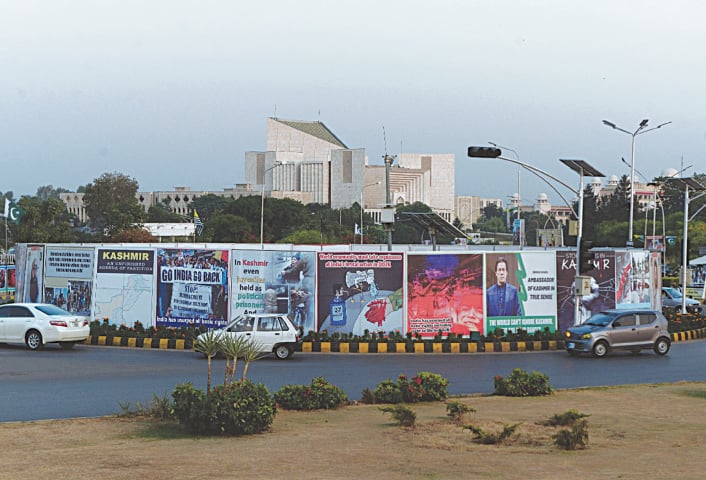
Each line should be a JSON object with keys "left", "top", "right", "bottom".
{"left": 35, "top": 185, "right": 70, "bottom": 201}
{"left": 146, "top": 204, "right": 185, "bottom": 223}
{"left": 82, "top": 172, "right": 145, "bottom": 236}
{"left": 108, "top": 228, "right": 157, "bottom": 243}
{"left": 10, "top": 196, "right": 75, "bottom": 243}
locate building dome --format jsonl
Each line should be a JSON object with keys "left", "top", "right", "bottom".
{"left": 537, "top": 192, "right": 548, "bottom": 201}
{"left": 661, "top": 167, "right": 679, "bottom": 178}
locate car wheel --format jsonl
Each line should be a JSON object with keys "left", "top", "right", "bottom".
{"left": 654, "top": 338, "right": 670, "bottom": 356}
{"left": 592, "top": 341, "right": 609, "bottom": 358}
{"left": 60, "top": 342, "right": 75, "bottom": 350}
{"left": 26, "top": 330, "right": 43, "bottom": 350}
{"left": 274, "top": 344, "right": 292, "bottom": 360}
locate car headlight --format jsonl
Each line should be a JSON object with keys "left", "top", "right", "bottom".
{"left": 581, "top": 333, "right": 592, "bottom": 340}
{"left": 565, "top": 331, "right": 571, "bottom": 338}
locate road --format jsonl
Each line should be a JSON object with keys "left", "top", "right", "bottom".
{"left": 2, "top": 340, "right": 706, "bottom": 422}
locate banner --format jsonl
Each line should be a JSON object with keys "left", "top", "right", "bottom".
{"left": 555, "top": 250, "right": 616, "bottom": 331}
{"left": 615, "top": 250, "right": 650, "bottom": 309}
{"left": 95, "top": 248, "right": 155, "bottom": 326}
{"left": 230, "top": 250, "right": 316, "bottom": 333}
{"left": 317, "top": 252, "right": 404, "bottom": 334}
{"left": 43, "top": 247, "right": 95, "bottom": 315}
{"left": 485, "top": 252, "right": 557, "bottom": 334}
{"left": 23, "top": 245, "right": 44, "bottom": 303}
{"left": 156, "top": 248, "right": 229, "bottom": 328}
{"left": 407, "top": 253, "right": 483, "bottom": 338}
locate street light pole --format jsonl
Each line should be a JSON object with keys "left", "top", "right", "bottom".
{"left": 260, "top": 161, "right": 287, "bottom": 248}
{"left": 360, "top": 181, "right": 381, "bottom": 245}
{"left": 602, "top": 119, "right": 671, "bottom": 247}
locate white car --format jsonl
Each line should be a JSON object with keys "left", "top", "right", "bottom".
{"left": 0, "top": 303, "right": 90, "bottom": 350}
{"left": 197, "top": 313, "right": 300, "bottom": 360}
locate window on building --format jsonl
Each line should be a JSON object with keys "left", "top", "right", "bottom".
{"left": 342, "top": 151, "right": 353, "bottom": 183}
{"left": 256, "top": 153, "right": 265, "bottom": 184}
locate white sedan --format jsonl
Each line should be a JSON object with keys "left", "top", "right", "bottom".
{"left": 0, "top": 303, "right": 90, "bottom": 350}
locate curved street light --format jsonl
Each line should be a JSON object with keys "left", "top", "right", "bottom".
{"left": 602, "top": 118, "right": 672, "bottom": 246}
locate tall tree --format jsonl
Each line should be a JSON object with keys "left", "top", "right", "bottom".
{"left": 82, "top": 172, "right": 144, "bottom": 236}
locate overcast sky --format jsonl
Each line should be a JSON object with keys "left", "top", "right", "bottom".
{"left": 2, "top": 0, "right": 704, "bottom": 207}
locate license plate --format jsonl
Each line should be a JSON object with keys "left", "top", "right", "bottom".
{"left": 567, "top": 342, "right": 575, "bottom": 349}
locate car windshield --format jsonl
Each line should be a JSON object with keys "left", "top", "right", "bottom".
{"left": 226, "top": 315, "right": 254, "bottom": 332}
{"left": 583, "top": 312, "right": 615, "bottom": 327}
{"left": 35, "top": 304, "right": 71, "bottom": 316}
{"left": 664, "top": 287, "right": 682, "bottom": 299}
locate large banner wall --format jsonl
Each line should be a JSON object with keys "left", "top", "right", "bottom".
{"left": 94, "top": 248, "right": 156, "bottom": 326}
{"left": 317, "top": 252, "right": 404, "bottom": 335}
{"left": 12, "top": 243, "right": 662, "bottom": 335}
{"left": 230, "top": 250, "right": 317, "bottom": 333}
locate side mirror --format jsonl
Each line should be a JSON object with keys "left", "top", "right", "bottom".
{"left": 613, "top": 321, "right": 621, "bottom": 328}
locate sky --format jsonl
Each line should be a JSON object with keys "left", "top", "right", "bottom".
{"left": 2, "top": 0, "right": 706, "bottom": 208}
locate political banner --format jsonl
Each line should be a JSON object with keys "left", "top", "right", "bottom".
{"left": 407, "top": 253, "right": 483, "bottom": 338}
{"left": 43, "top": 246, "right": 95, "bottom": 315}
{"left": 230, "top": 250, "right": 316, "bottom": 333}
{"left": 485, "top": 252, "right": 557, "bottom": 334}
{"left": 555, "top": 250, "right": 616, "bottom": 331}
{"left": 23, "top": 245, "right": 44, "bottom": 304}
{"left": 95, "top": 248, "right": 156, "bottom": 327}
{"left": 157, "top": 248, "right": 229, "bottom": 328}
{"left": 615, "top": 250, "right": 650, "bottom": 309}
{"left": 317, "top": 252, "right": 404, "bottom": 334}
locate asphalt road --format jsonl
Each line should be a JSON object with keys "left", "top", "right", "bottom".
{"left": 2, "top": 340, "right": 706, "bottom": 422}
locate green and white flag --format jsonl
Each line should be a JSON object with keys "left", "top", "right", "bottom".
{"left": 3, "top": 198, "right": 25, "bottom": 224}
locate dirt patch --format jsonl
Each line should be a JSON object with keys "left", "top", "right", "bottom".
{"left": 2, "top": 383, "right": 705, "bottom": 479}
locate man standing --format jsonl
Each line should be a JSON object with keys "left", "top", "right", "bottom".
{"left": 486, "top": 257, "right": 521, "bottom": 317}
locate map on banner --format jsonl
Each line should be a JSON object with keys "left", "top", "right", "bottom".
{"left": 94, "top": 274, "right": 154, "bottom": 326}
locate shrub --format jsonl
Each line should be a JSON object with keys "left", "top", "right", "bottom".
{"left": 553, "top": 419, "right": 589, "bottom": 450}
{"left": 171, "top": 380, "right": 276, "bottom": 435}
{"left": 274, "top": 377, "right": 348, "bottom": 410}
{"left": 446, "top": 401, "right": 475, "bottom": 425}
{"left": 464, "top": 423, "right": 521, "bottom": 444}
{"left": 398, "top": 372, "right": 449, "bottom": 403}
{"left": 494, "top": 368, "right": 553, "bottom": 397}
{"left": 379, "top": 405, "right": 416, "bottom": 427}
{"left": 371, "top": 379, "right": 403, "bottom": 404}
{"left": 360, "top": 388, "right": 376, "bottom": 404}
{"left": 542, "top": 409, "right": 589, "bottom": 426}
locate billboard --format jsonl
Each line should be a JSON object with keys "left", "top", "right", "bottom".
{"left": 556, "top": 250, "right": 616, "bottom": 331}
{"left": 23, "top": 245, "right": 44, "bottom": 303}
{"left": 43, "top": 246, "right": 95, "bottom": 315}
{"left": 407, "top": 253, "right": 484, "bottom": 338}
{"left": 156, "top": 248, "right": 229, "bottom": 328}
{"left": 230, "top": 250, "right": 317, "bottom": 334}
{"left": 317, "top": 252, "right": 404, "bottom": 335}
{"left": 615, "top": 250, "right": 650, "bottom": 309}
{"left": 95, "top": 248, "right": 156, "bottom": 326}
{"left": 485, "top": 252, "right": 557, "bottom": 334}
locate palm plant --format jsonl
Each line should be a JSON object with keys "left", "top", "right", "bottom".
{"left": 193, "top": 329, "right": 222, "bottom": 393}
{"left": 219, "top": 335, "right": 249, "bottom": 385}
{"left": 241, "top": 340, "right": 265, "bottom": 381}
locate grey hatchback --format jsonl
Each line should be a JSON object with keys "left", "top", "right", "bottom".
{"left": 564, "top": 309, "right": 671, "bottom": 358}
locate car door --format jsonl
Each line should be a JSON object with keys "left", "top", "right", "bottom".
{"left": 2, "top": 306, "right": 35, "bottom": 342}
{"left": 635, "top": 312, "right": 659, "bottom": 344}
{"left": 254, "top": 316, "right": 283, "bottom": 352}
{"left": 608, "top": 313, "right": 639, "bottom": 348}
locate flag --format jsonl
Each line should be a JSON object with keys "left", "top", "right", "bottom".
{"left": 354, "top": 223, "right": 362, "bottom": 236}
{"left": 4, "top": 199, "right": 25, "bottom": 224}
{"left": 193, "top": 210, "right": 204, "bottom": 236}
